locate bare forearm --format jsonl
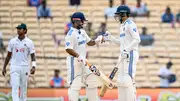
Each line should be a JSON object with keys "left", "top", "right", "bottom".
{"left": 66, "top": 49, "right": 79, "bottom": 57}
{"left": 87, "top": 40, "right": 96, "bottom": 46}
{"left": 3, "top": 56, "right": 11, "bottom": 69}
{"left": 31, "top": 53, "right": 36, "bottom": 61}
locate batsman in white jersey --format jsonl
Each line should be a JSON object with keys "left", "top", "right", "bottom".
{"left": 104, "top": 5, "right": 141, "bottom": 101}
{"left": 65, "top": 12, "right": 103, "bottom": 101}
{"left": 2, "top": 23, "right": 36, "bottom": 101}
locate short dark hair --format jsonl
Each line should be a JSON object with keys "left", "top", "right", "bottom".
{"left": 54, "top": 69, "right": 60, "bottom": 73}
{"left": 24, "top": 29, "right": 27, "bottom": 34}
{"left": 167, "top": 61, "right": 173, "bottom": 66}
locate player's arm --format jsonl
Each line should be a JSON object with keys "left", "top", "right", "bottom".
{"left": 84, "top": 31, "right": 103, "bottom": 46}
{"left": 124, "top": 23, "right": 141, "bottom": 52}
{"left": 104, "top": 31, "right": 121, "bottom": 44}
{"left": 30, "top": 41, "right": 36, "bottom": 74}
{"left": 65, "top": 32, "right": 78, "bottom": 57}
{"left": 2, "top": 40, "right": 13, "bottom": 76}
{"left": 2, "top": 52, "right": 12, "bottom": 76}
{"left": 87, "top": 40, "right": 96, "bottom": 46}
{"left": 66, "top": 49, "right": 79, "bottom": 58}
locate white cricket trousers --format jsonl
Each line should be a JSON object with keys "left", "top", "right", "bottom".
{"left": 117, "top": 50, "right": 138, "bottom": 101}
{"left": 66, "top": 56, "right": 98, "bottom": 101}
{"left": 10, "top": 65, "right": 29, "bottom": 101}
{"left": 118, "top": 82, "right": 136, "bottom": 101}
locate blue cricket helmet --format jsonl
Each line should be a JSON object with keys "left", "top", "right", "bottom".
{"left": 71, "top": 12, "right": 87, "bottom": 22}
{"left": 115, "top": 5, "right": 131, "bottom": 15}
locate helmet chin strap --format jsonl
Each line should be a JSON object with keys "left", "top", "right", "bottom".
{"left": 77, "top": 24, "right": 83, "bottom": 29}
{"left": 119, "top": 13, "right": 126, "bottom": 23}
{"left": 74, "top": 20, "right": 83, "bottom": 29}
{"left": 119, "top": 17, "right": 123, "bottom": 23}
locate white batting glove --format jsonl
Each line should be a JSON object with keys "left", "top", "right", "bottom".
{"left": 77, "top": 55, "right": 86, "bottom": 65}
{"left": 121, "top": 50, "right": 129, "bottom": 59}
{"left": 95, "top": 35, "right": 103, "bottom": 44}
{"left": 103, "top": 31, "right": 111, "bottom": 41}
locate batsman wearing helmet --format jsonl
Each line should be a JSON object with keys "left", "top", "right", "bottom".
{"left": 104, "top": 5, "right": 141, "bottom": 101}
{"left": 65, "top": 12, "right": 103, "bottom": 101}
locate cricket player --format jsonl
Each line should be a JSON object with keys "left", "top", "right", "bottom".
{"left": 2, "top": 23, "right": 36, "bottom": 101}
{"left": 65, "top": 12, "right": 103, "bottom": 101}
{"left": 104, "top": 5, "right": 141, "bottom": 101}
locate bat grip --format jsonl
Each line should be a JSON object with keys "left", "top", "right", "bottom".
{"left": 86, "top": 60, "right": 91, "bottom": 67}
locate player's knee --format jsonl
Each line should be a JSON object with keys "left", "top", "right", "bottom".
{"left": 70, "top": 76, "right": 81, "bottom": 90}
{"left": 85, "top": 74, "right": 98, "bottom": 88}
{"left": 12, "top": 86, "right": 19, "bottom": 94}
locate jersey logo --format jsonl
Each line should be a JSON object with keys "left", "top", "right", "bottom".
{"left": 15, "top": 48, "right": 25, "bottom": 52}
{"left": 67, "top": 30, "right": 73, "bottom": 36}
{"left": 16, "top": 48, "right": 18, "bottom": 52}
{"left": 133, "top": 28, "right": 137, "bottom": 32}
{"left": 120, "top": 33, "right": 125, "bottom": 37}
{"left": 66, "top": 42, "right": 70, "bottom": 46}
{"left": 78, "top": 40, "right": 86, "bottom": 45}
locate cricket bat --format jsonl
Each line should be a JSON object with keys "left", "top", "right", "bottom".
{"left": 99, "top": 67, "right": 118, "bottom": 97}
{"left": 99, "top": 58, "right": 122, "bottom": 97}
{"left": 86, "top": 60, "right": 114, "bottom": 89}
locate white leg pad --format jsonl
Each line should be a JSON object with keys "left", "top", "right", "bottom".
{"left": 118, "top": 85, "right": 136, "bottom": 101}
{"left": 68, "top": 88, "right": 80, "bottom": 101}
{"left": 86, "top": 87, "right": 98, "bottom": 101}
{"left": 85, "top": 74, "right": 98, "bottom": 101}
{"left": 68, "top": 76, "right": 82, "bottom": 101}
{"left": 85, "top": 73, "right": 98, "bottom": 88}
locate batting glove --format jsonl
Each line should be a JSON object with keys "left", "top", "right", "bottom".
{"left": 77, "top": 55, "right": 86, "bottom": 65}
{"left": 121, "top": 50, "right": 129, "bottom": 59}
{"left": 95, "top": 35, "right": 103, "bottom": 44}
{"left": 103, "top": 31, "right": 111, "bottom": 41}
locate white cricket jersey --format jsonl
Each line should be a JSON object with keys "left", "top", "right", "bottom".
{"left": 159, "top": 67, "right": 172, "bottom": 87}
{"left": 8, "top": 36, "right": 35, "bottom": 66}
{"left": 119, "top": 18, "right": 141, "bottom": 52}
{"left": 118, "top": 18, "right": 141, "bottom": 80}
{"left": 65, "top": 27, "right": 91, "bottom": 58}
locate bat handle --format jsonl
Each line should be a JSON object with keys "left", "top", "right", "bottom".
{"left": 86, "top": 60, "right": 91, "bottom": 67}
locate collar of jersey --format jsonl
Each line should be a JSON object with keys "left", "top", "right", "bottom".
{"left": 70, "top": 27, "right": 80, "bottom": 32}
{"left": 15, "top": 36, "right": 27, "bottom": 42}
{"left": 122, "top": 18, "right": 130, "bottom": 26}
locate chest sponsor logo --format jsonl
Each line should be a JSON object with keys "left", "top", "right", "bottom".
{"left": 16, "top": 48, "right": 25, "bottom": 52}
{"left": 78, "top": 40, "right": 86, "bottom": 45}
{"left": 120, "top": 33, "right": 125, "bottom": 37}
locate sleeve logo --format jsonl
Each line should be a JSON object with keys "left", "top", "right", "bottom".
{"left": 66, "top": 42, "right": 70, "bottom": 46}
{"left": 133, "top": 28, "right": 137, "bottom": 32}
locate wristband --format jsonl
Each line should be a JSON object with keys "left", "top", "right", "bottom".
{"left": 32, "top": 61, "right": 36, "bottom": 67}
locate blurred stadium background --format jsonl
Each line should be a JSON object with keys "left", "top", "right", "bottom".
{"left": 0, "top": 0, "right": 180, "bottom": 101}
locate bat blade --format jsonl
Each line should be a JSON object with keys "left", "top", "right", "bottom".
{"left": 99, "top": 67, "right": 118, "bottom": 97}
{"left": 86, "top": 61, "right": 114, "bottom": 89}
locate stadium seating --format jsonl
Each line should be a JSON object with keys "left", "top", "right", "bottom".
{"left": 0, "top": 0, "right": 180, "bottom": 88}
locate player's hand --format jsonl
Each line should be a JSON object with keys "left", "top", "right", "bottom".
{"left": 77, "top": 55, "right": 86, "bottom": 65}
{"left": 2, "top": 68, "right": 6, "bottom": 76}
{"left": 30, "top": 67, "right": 36, "bottom": 75}
{"left": 103, "top": 31, "right": 111, "bottom": 41}
{"left": 95, "top": 35, "right": 104, "bottom": 44}
{"left": 121, "top": 50, "right": 129, "bottom": 59}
